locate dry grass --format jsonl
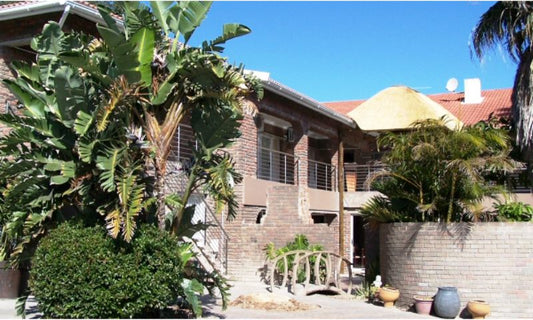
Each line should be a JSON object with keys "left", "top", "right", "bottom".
{"left": 229, "top": 293, "right": 320, "bottom": 312}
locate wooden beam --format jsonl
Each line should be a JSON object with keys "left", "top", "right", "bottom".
{"left": 338, "top": 131, "right": 345, "bottom": 268}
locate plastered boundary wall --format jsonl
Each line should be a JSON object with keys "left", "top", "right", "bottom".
{"left": 380, "top": 222, "right": 533, "bottom": 318}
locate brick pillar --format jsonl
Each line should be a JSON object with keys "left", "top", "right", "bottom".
{"left": 294, "top": 130, "right": 308, "bottom": 187}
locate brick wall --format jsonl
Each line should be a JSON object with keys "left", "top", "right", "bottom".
{"left": 380, "top": 222, "right": 533, "bottom": 318}
{"left": 225, "top": 185, "right": 340, "bottom": 281}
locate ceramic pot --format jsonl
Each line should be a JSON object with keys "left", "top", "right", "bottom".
{"left": 378, "top": 286, "right": 400, "bottom": 308}
{"left": 413, "top": 295, "right": 433, "bottom": 315}
{"left": 433, "top": 287, "right": 460, "bottom": 319}
{"left": 0, "top": 261, "right": 21, "bottom": 298}
{"left": 467, "top": 300, "right": 490, "bottom": 319}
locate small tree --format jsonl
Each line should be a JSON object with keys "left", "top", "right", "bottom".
{"left": 361, "top": 118, "right": 518, "bottom": 227}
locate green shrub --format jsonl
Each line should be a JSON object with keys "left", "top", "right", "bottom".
{"left": 494, "top": 201, "right": 533, "bottom": 222}
{"left": 30, "top": 223, "right": 195, "bottom": 318}
{"left": 264, "top": 234, "right": 324, "bottom": 283}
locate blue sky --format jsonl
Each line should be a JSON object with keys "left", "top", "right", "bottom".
{"left": 191, "top": 1, "right": 517, "bottom": 102}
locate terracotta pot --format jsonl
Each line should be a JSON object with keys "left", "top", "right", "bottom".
{"left": 0, "top": 261, "right": 21, "bottom": 298}
{"left": 467, "top": 300, "right": 490, "bottom": 319}
{"left": 413, "top": 295, "right": 433, "bottom": 315}
{"left": 378, "top": 286, "right": 400, "bottom": 308}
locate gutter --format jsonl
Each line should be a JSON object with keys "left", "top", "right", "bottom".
{"left": 0, "top": 1, "right": 123, "bottom": 28}
{"left": 0, "top": 1, "right": 64, "bottom": 20}
{"left": 262, "top": 78, "right": 356, "bottom": 128}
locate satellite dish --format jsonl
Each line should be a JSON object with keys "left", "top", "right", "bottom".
{"left": 446, "top": 78, "right": 459, "bottom": 92}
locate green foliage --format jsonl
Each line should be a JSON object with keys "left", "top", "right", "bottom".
{"left": 361, "top": 118, "right": 518, "bottom": 225}
{"left": 264, "top": 234, "right": 324, "bottom": 283}
{"left": 30, "top": 223, "right": 206, "bottom": 318}
{"left": 354, "top": 280, "right": 379, "bottom": 302}
{"left": 0, "top": 0, "right": 261, "bottom": 265}
{"left": 471, "top": 2, "right": 533, "bottom": 155}
{"left": 1, "top": 4, "right": 256, "bottom": 316}
{"left": 494, "top": 200, "right": 533, "bottom": 222}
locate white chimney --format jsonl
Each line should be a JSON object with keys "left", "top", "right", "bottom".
{"left": 463, "top": 78, "right": 483, "bottom": 104}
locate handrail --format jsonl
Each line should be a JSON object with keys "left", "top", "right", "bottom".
{"left": 202, "top": 197, "right": 230, "bottom": 241}
{"left": 344, "top": 162, "right": 532, "bottom": 193}
{"left": 268, "top": 250, "right": 353, "bottom": 295}
{"left": 344, "top": 162, "right": 387, "bottom": 191}
{"left": 307, "top": 159, "right": 337, "bottom": 191}
{"left": 257, "top": 147, "right": 297, "bottom": 185}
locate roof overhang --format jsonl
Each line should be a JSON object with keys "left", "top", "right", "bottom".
{"left": 261, "top": 78, "right": 356, "bottom": 129}
{"left": 0, "top": 1, "right": 123, "bottom": 28}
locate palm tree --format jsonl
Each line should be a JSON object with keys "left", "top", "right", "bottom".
{"left": 471, "top": 1, "right": 533, "bottom": 160}
{"left": 361, "top": 118, "right": 516, "bottom": 226}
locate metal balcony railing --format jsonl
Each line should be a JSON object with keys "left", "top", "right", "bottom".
{"left": 344, "top": 163, "right": 388, "bottom": 192}
{"left": 308, "top": 159, "right": 336, "bottom": 191}
{"left": 489, "top": 166, "right": 532, "bottom": 194}
{"left": 344, "top": 162, "right": 532, "bottom": 194}
{"left": 257, "top": 147, "right": 296, "bottom": 185}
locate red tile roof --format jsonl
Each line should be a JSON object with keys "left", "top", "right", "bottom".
{"left": 323, "top": 88, "right": 512, "bottom": 126}
{"left": 429, "top": 88, "right": 512, "bottom": 125}
{"left": 321, "top": 100, "right": 365, "bottom": 116}
{"left": 0, "top": 1, "right": 34, "bottom": 9}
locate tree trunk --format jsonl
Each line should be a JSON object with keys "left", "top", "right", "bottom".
{"left": 155, "top": 168, "right": 167, "bottom": 230}
{"left": 512, "top": 49, "right": 533, "bottom": 162}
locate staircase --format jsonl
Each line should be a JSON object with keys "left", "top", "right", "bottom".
{"left": 165, "top": 134, "right": 230, "bottom": 276}
{"left": 185, "top": 197, "right": 230, "bottom": 275}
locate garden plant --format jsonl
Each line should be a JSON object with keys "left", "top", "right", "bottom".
{"left": 0, "top": 1, "right": 261, "bottom": 317}
{"left": 264, "top": 234, "right": 324, "bottom": 283}
{"left": 361, "top": 117, "right": 519, "bottom": 226}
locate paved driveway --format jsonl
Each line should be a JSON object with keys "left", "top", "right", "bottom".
{"left": 0, "top": 281, "right": 436, "bottom": 319}
{"left": 201, "top": 281, "right": 435, "bottom": 319}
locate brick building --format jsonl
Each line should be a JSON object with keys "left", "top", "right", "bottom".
{"left": 0, "top": 2, "right": 524, "bottom": 282}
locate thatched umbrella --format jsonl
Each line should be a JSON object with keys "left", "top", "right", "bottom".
{"left": 348, "top": 86, "right": 462, "bottom": 131}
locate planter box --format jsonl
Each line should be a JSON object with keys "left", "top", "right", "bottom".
{"left": 379, "top": 222, "right": 533, "bottom": 318}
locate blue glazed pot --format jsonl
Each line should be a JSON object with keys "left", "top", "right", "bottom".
{"left": 434, "top": 287, "right": 460, "bottom": 319}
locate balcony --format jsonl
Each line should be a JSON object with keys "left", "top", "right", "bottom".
{"left": 343, "top": 162, "right": 532, "bottom": 194}
{"left": 344, "top": 163, "right": 387, "bottom": 192}
{"left": 257, "top": 148, "right": 337, "bottom": 191}
{"left": 257, "top": 147, "right": 296, "bottom": 185}
{"left": 308, "top": 159, "right": 336, "bottom": 191}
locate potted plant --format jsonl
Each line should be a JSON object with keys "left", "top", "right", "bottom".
{"left": 413, "top": 295, "right": 433, "bottom": 315}
{"left": 378, "top": 285, "right": 400, "bottom": 308}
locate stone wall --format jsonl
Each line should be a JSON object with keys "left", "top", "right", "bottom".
{"left": 380, "top": 222, "right": 533, "bottom": 318}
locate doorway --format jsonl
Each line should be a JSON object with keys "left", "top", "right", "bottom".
{"left": 352, "top": 215, "right": 365, "bottom": 268}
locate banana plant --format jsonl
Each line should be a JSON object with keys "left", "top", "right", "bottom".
{"left": 0, "top": 1, "right": 263, "bottom": 264}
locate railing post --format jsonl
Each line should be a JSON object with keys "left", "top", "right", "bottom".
{"left": 284, "top": 154, "right": 287, "bottom": 184}
{"left": 296, "top": 158, "right": 300, "bottom": 186}
{"left": 177, "top": 125, "right": 181, "bottom": 161}
{"left": 224, "top": 236, "right": 228, "bottom": 275}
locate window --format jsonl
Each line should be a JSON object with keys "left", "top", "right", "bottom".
{"left": 311, "top": 212, "right": 337, "bottom": 225}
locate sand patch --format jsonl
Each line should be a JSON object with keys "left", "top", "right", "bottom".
{"left": 229, "top": 293, "right": 320, "bottom": 312}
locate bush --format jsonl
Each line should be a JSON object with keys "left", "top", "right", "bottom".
{"left": 30, "top": 223, "right": 191, "bottom": 318}
{"left": 264, "top": 234, "right": 324, "bottom": 283}
{"left": 494, "top": 201, "right": 533, "bottom": 221}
